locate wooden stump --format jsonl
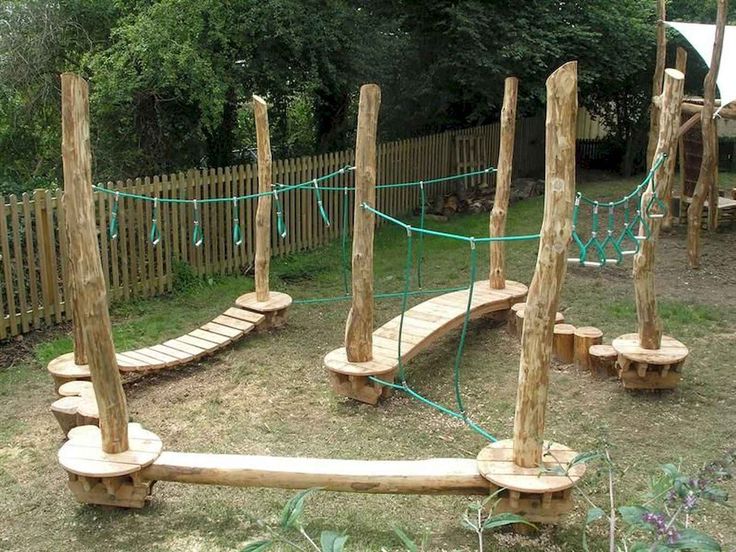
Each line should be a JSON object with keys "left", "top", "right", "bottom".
{"left": 477, "top": 440, "right": 584, "bottom": 526}
{"left": 51, "top": 380, "right": 99, "bottom": 435}
{"left": 573, "top": 327, "right": 603, "bottom": 370}
{"left": 588, "top": 344, "right": 618, "bottom": 378}
{"left": 235, "top": 291, "right": 292, "bottom": 330}
{"left": 612, "top": 334, "right": 688, "bottom": 390}
{"left": 59, "top": 423, "right": 162, "bottom": 508}
{"left": 552, "top": 324, "right": 576, "bottom": 364}
{"left": 328, "top": 370, "right": 394, "bottom": 405}
{"left": 508, "top": 303, "right": 564, "bottom": 339}
{"left": 47, "top": 352, "right": 91, "bottom": 392}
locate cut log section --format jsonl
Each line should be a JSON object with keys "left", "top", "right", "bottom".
{"left": 507, "top": 303, "right": 565, "bottom": 339}
{"left": 612, "top": 333, "right": 689, "bottom": 390}
{"left": 589, "top": 344, "right": 618, "bottom": 378}
{"left": 59, "top": 423, "right": 162, "bottom": 508}
{"left": 573, "top": 326, "right": 603, "bottom": 370}
{"left": 235, "top": 291, "right": 292, "bottom": 329}
{"left": 552, "top": 324, "right": 576, "bottom": 364}
{"left": 477, "top": 439, "right": 585, "bottom": 524}
{"left": 325, "top": 280, "right": 528, "bottom": 404}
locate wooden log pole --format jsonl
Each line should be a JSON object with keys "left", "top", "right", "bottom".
{"left": 573, "top": 326, "right": 603, "bottom": 370}
{"left": 489, "top": 77, "right": 518, "bottom": 289}
{"left": 646, "top": 0, "right": 667, "bottom": 168}
{"left": 253, "top": 95, "right": 272, "bottom": 301}
{"left": 512, "top": 62, "right": 577, "bottom": 468}
{"left": 663, "top": 47, "right": 688, "bottom": 233}
{"left": 61, "top": 73, "right": 128, "bottom": 454}
{"left": 635, "top": 69, "right": 684, "bottom": 349}
{"left": 687, "top": 0, "right": 728, "bottom": 268}
{"left": 345, "top": 84, "right": 381, "bottom": 362}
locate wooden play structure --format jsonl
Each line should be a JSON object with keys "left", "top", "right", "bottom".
{"left": 48, "top": 90, "right": 292, "bottom": 432}
{"left": 53, "top": 64, "right": 591, "bottom": 527}
{"left": 646, "top": 0, "right": 735, "bottom": 268}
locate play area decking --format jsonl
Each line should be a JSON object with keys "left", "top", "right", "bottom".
{"left": 324, "top": 280, "right": 528, "bottom": 403}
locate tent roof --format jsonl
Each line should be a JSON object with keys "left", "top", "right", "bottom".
{"left": 666, "top": 21, "right": 736, "bottom": 115}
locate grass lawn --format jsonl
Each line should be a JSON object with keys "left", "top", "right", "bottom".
{"left": 1, "top": 171, "right": 735, "bottom": 551}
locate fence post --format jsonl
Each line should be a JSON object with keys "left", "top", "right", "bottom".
{"left": 345, "top": 84, "right": 381, "bottom": 362}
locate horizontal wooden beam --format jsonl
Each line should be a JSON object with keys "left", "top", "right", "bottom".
{"left": 681, "top": 100, "right": 736, "bottom": 119}
{"left": 141, "top": 452, "right": 490, "bottom": 495}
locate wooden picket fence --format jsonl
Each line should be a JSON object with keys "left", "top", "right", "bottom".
{"left": 0, "top": 116, "right": 545, "bottom": 340}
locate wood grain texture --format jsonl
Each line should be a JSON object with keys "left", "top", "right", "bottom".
{"left": 253, "top": 95, "right": 272, "bottom": 301}
{"left": 687, "top": 0, "right": 728, "bottom": 266}
{"left": 345, "top": 84, "right": 381, "bottom": 362}
{"left": 664, "top": 47, "right": 688, "bottom": 232}
{"left": 61, "top": 73, "right": 128, "bottom": 454}
{"left": 635, "top": 69, "right": 684, "bottom": 348}
{"left": 512, "top": 62, "right": 577, "bottom": 468}
{"left": 573, "top": 326, "right": 603, "bottom": 371}
{"left": 489, "top": 77, "right": 518, "bottom": 289}
{"left": 646, "top": 0, "right": 667, "bottom": 167}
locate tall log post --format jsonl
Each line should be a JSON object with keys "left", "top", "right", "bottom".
{"left": 687, "top": 0, "right": 727, "bottom": 268}
{"left": 646, "top": 0, "right": 667, "bottom": 168}
{"left": 512, "top": 62, "right": 577, "bottom": 468}
{"left": 635, "top": 69, "right": 685, "bottom": 349}
{"left": 664, "top": 47, "right": 688, "bottom": 232}
{"left": 345, "top": 84, "right": 381, "bottom": 362}
{"left": 61, "top": 73, "right": 128, "bottom": 454}
{"left": 253, "top": 95, "right": 272, "bottom": 301}
{"left": 489, "top": 77, "right": 518, "bottom": 289}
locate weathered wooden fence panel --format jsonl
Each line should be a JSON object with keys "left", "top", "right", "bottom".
{"left": 0, "top": 117, "right": 546, "bottom": 339}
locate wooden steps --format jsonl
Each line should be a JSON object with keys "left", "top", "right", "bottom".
{"left": 324, "top": 280, "right": 528, "bottom": 404}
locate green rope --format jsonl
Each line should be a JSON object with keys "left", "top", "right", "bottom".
{"left": 314, "top": 166, "right": 498, "bottom": 192}
{"left": 452, "top": 239, "right": 477, "bottom": 415}
{"left": 568, "top": 197, "right": 589, "bottom": 264}
{"left": 312, "top": 179, "right": 331, "bottom": 226}
{"left": 340, "top": 186, "right": 350, "bottom": 295}
{"left": 645, "top": 191, "right": 668, "bottom": 219}
{"left": 232, "top": 197, "right": 243, "bottom": 246}
{"left": 192, "top": 200, "right": 204, "bottom": 247}
{"left": 361, "top": 202, "right": 540, "bottom": 243}
{"left": 616, "top": 201, "right": 640, "bottom": 256}
{"left": 149, "top": 197, "right": 161, "bottom": 246}
{"left": 272, "top": 189, "right": 287, "bottom": 239}
{"left": 600, "top": 202, "right": 623, "bottom": 265}
{"left": 396, "top": 228, "right": 415, "bottom": 382}
{"left": 109, "top": 192, "right": 120, "bottom": 240}
{"left": 576, "top": 153, "right": 667, "bottom": 207}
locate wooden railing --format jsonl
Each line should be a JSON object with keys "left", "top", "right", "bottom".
{"left": 0, "top": 116, "right": 545, "bottom": 339}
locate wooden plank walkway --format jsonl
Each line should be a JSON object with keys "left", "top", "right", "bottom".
{"left": 325, "top": 280, "right": 527, "bottom": 403}
{"left": 48, "top": 305, "right": 265, "bottom": 390}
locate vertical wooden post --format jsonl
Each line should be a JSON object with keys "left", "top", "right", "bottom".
{"left": 512, "top": 62, "right": 577, "bottom": 468}
{"left": 646, "top": 0, "right": 667, "bottom": 168}
{"left": 489, "top": 77, "right": 518, "bottom": 289}
{"left": 345, "top": 84, "right": 381, "bottom": 362}
{"left": 61, "top": 73, "right": 128, "bottom": 454}
{"left": 664, "top": 47, "right": 688, "bottom": 232}
{"left": 253, "top": 95, "right": 272, "bottom": 301}
{"left": 635, "top": 69, "right": 685, "bottom": 349}
{"left": 688, "top": 0, "right": 727, "bottom": 268}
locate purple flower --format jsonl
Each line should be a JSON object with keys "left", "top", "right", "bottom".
{"left": 684, "top": 492, "right": 697, "bottom": 512}
{"left": 642, "top": 512, "right": 667, "bottom": 532}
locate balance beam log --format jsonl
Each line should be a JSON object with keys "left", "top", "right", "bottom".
{"left": 552, "top": 324, "right": 576, "bottom": 364}
{"left": 140, "top": 453, "right": 490, "bottom": 495}
{"left": 573, "top": 326, "right": 603, "bottom": 370}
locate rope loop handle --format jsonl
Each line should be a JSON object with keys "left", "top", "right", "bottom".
{"left": 232, "top": 197, "right": 243, "bottom": 246}
{"left": 313, "top": 178, "right": 331, "bottom": 226}
{"left": 149, "top": 197, "right": 161, "bottom": 246}
{"left": 192, "top": 199, "right": 204, "bottom": 247}
{"left": 109, "top": 191, "right": 120, "bottom": 240}
{"left": 272, "top": 188, "right": 287, "bottom": 238}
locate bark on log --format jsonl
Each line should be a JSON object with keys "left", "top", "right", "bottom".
{"left": 552, "top": 324, "right": 576, "bottom": 364}
{"left": 635, "top": 69, "right": 684, "bottom": 348}
{"left": 345, "top": 84, "right": 381, "bottom": 362}
{"left": 688, "top": 0, "right": 728, "bottom": 267}
{"left": 664, "top": 48, "right": 688, "bottom": 233}
{"left": 512, "top": 62, "right": 577, "bottom": 468}
{"left": 61, "top": 73, "right": 128, "bottom": 454}
{"left": 489, "top": 77, "right": 518, "bottom": 289}
{"left": 573, "top": 327, "right": 603, "bottom": 370}
{"left": 253, "top": 95, "right": 272, "bottom": 301}
{"left": 646, "top": 0, "right": 667, "bottom": 168}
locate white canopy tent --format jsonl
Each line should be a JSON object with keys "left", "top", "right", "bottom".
{"left": 666, "top": 21, "right": 736, "bottom": 115}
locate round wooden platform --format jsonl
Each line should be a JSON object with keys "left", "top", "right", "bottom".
{"left": 476, "top": 439, "right": 584, "bottom": 493}
{"left": 612, "top": 334, "right": 689, "bottom": 365}
{"left": 59, "top": 423, "right": 162, "bottom": 478}
{"left": 235, "top": 291, "right": 293, "bottom": 313}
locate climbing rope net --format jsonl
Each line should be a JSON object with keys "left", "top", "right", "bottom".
{"left": 92, "top": 154, "right": 667, "bottom": 443}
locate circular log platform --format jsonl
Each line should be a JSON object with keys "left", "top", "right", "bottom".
{"left": 51, "top": 381, "right": 99, "bottom": 435}
{"left": 58, "top": 423, "right": 162, "bottom": 508}
{"left": 552, "top": 324, "right": 576, "bottom": 364}
{"left": 47, "top": 353, "right": 91, "bottom": 392}
{"left": 235, "top": 291, "right": 293, "bottom": 329}
{"left": 612, "top": 333, "right": 689, "bottom": 390}
{"left": 476, "top": 439, "right": 585, "bottom": 525}
{"left": 573, "top": 326, "right": 603, "bottom": 370}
